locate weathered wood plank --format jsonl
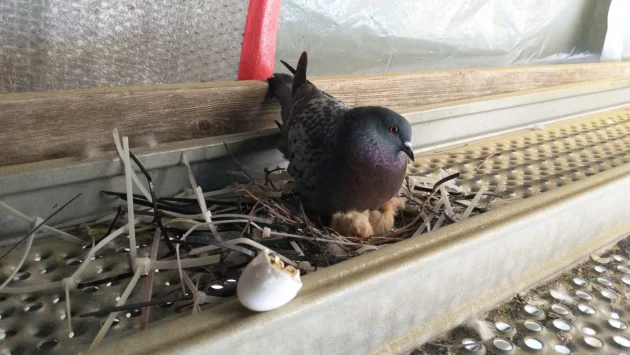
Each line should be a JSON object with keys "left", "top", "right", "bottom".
{"left": 2, "top": 62, "right": 630, "bottom": 167}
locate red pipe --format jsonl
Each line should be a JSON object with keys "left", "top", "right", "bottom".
{"left": 237, "top": 0, "right": 283, "bottom": 80}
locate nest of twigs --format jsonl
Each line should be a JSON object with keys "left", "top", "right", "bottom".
{"left": 0, "top": 130, "right": 510, "bottom": 351}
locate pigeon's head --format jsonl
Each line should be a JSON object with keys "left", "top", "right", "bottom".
{"left": 346, "top": 106, "right": 414, "bottom": 162}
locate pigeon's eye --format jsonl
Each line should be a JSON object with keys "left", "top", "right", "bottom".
{"left": 389, "top": 125, "right": 399, "bottom": 134}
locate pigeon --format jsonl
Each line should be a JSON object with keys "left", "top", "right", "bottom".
{"left": 266, "top": 51, "right": 414, "bottom": 216}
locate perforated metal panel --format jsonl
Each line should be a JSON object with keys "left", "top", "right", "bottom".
{"left": 409, "top": 107, "right": 630, "bottom": 354}
{"left": 0, "top": 231, "right": 191, "bottom": 354}
{"left": 411, "top": 107, "right": 630, "bottom": 199}
{"left": 3, "top": 106, "right": 630, "bottom": 354}
{"left": 414, "top": 239, "right": 630, "bottom": 354}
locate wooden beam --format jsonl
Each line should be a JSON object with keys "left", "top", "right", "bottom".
{"left": 2, "top": 62, "right": 630, "bottom": 167}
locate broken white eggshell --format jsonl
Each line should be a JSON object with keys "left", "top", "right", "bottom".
{"left": 237, "top": 249, "right": 302, "bottom": 312}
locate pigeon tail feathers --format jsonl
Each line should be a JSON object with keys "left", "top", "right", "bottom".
{"left": 291, "top": 51, "right": 308, "bottom": 98}
{"left": 266, "top": 73, "right": 292, "bottom": 158}
{"left": 280, "top": 58, "right": 314, "bottom": 87}
{"left": 267, "top": 73, "right": 293, "bottom": 128}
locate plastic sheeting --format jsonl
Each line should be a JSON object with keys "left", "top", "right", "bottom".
{"left": 0, "top": 0, "right": 250, "bottom": 93}
{"left": 601, "top": 0, "right": 630, "bottom": 62}
{"left": 275, "top": 0, "right": 611, "bottom": 75}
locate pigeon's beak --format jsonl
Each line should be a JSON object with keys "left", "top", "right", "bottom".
{"left": 402, "top": 141, "right": 415, "bottom": 162}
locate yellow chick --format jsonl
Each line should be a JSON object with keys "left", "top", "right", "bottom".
{"left": 367, "top": 197, "right": 405, "bottom": 236}
{"left": 331, "top": 210, "right": 373, "bottom": 239}
{"left": 331, "top": 197, "right": 405, "bottom": 239}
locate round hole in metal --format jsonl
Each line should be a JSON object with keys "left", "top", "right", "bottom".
{"left": 597, "top": 277, "right": 614, "bottom": 286}
{"left": 578, "top": 304, "right": 596, "bottom": 315}
{"left": 493, "top": 338, "right": 513, "bottom": 351}
{"left": 495, "top": 322, "right": 512, "bottom": 332}
{"left": 62, "top": 253, "right": 78, "bottom": 260}
{"left": 594, "top": 265, "right": 609, "bottom": 273}
{"left": 24, "top": 302, "right": 43, "bottom": 312}
{"left": 37, "top": 339, "right": 58, "bottom": 350}
{"left": 97, "top": 266, "right": 112, "bottom": 274}
{"left": 22, "top": 295, "right": 37, "bottom": 303}
{"left": 34, "top": 323, "right": 55, "bottom": 338}
{"left": 100, "top": 317, "right": 120, "bottom": 327}
{"left": 573, "top": 277, "right": 588, "bottom": 286}
{"left": 106, "top": 280, "right": 121, "bottom": 287}
{"left": 553, "top": 344, "right": 571, "bottom": 354}
{"left": 551, "top": 304, "right": 570, "bottom": 315}
{"left": 125, "top": 309, "right": 142, "bottom": 318}
{"left": 13, "top": 271, "right": 31, "bottom": 281}
{"left": 524, "top": 321, "right": 543, "bottom": 332}
{"left": 609, "top": 318, "right": 628, "bottom": 330}
{"left": 0, "top": 309, "right": 11, "bottom": 320}
{"left": 66, "top": 258, "right": 83, "bottom": 266}
{"left": 611, "top": 312, "right": 620, "bottom": 319}
{"left": 40, "top": 267, "right": 52, "bottom": 274}
{"left": 83, "top": 286, "right": 100, "bottom": 294}
{"left": 3, "top": 329, "right": 17, "bottom": 339}
{"left": 524, "top": 304, "right": 542, "bottom": 315}
{"left": 614, "top": 335, "right": 630, "bottom": 348}
{"left": 582, "top": 326, "right": 597, "bottom": 335}
{"left": 553, "top": 319, "right": 572, "bottom": 331}
{"left": 524, "top": 337, "right": 543, "bottom": 350}
{"left": 601, "top": 289, "right": 619, "bottom": 300}
{"left": 618, "top": 265, "right": 630, "bottom": 274}
{"left": 583, "top": 335, "right": 603, "bottom": 348}
{"left": 462, "top": 339, "right": 481, "bottom": 351}
{"left": 576, "top": 290, "right": 593, "bottom": 300}
{"left": 158, "top": 301, "right": 174, "bottom": 309}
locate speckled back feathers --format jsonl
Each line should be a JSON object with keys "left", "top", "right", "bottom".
{"left": 267, "top": 52, "right": 412, "bottom": 216}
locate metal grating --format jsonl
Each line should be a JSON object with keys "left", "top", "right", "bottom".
{"left": 0, "top": 230, "right": 209, "bottom": 354}
{"left": 407, "top": 106, "right": 630, "bottom": 354}
{"left": 411, "top": 107, "right": 630, "bottom": 200}
{"left": 2, "top": 106, "right": 630, "bottom": 354}
{"left": 413, "top": 236, "right": 630, "bottom": 354}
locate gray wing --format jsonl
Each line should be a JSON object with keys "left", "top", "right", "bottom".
{"left": 286, "top": 84, "right": 350, "bottom": 197}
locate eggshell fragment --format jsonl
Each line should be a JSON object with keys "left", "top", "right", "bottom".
{"left": 237, "top": 249, "right": 302, "bottom": 312}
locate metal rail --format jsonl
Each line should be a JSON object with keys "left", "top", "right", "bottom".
{"left": 2, "top": 79, "right": 630, "bottom": 354}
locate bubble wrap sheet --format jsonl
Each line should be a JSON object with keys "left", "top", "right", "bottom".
{"left": 0, "top": 0, "right": 248, "bottom": 93}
